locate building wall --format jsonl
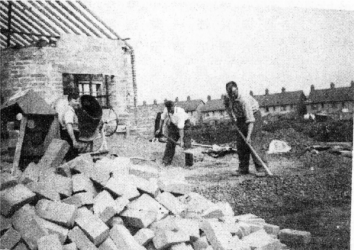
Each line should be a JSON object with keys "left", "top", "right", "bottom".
{"left": 306, "top": 101, "right": 354, "bottom": 114}
{"left": 0, "top": 33, "right": 135, "bottom": 125}
{"left": 133, "top": 104, "right": 164, "bottom": 137}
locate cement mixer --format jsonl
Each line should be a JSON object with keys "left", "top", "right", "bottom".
{"left": 53, "top": 95, "right": 118, "bottom": 153}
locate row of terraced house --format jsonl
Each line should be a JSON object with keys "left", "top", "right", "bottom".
{"left": 137, "top": 81, "right": 354, "bottom": 130}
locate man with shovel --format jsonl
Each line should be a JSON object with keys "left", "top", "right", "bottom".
{"left": 155, "top": 100, "right": 192, "bottom": 166}
{"left": 224, "top": 81, "right": 267, "bottom": 177}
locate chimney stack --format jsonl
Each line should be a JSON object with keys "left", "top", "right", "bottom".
{"left": 187, "top": 96, "right": 191, "bottom": 101}
{"left": 250, "top": 91, "right": 253, "bottom": 96}
{"left": 311, "top": 85, "right": 315, "bottom": 92}
{"left": 153, "top": 99, "right": 157, "bottom": 105}
{"left": 351, "top": 81, "right": 354, "bottom": 88}
{"left": 330, "top": 82, "right": 335, "bottom": 89}
{"left": 175, "top": 97, "right": 179, "bottom": 102}
{"left": 207, "top": 95, "right": 211, "bottom": 101}
{"left": 265, "top": 89, "right": 269, "bottom": 95}
{"left": 143, "top": 101, "right": 146, "bottom": 106}
{"left": 281, "top": 87, "right": 285, "bottom": 93}
{"left": 164, "top": 98, "right": 167, "bottom": 103}
{"left": 221, "top": 94, "right": 225, "bottom": 99}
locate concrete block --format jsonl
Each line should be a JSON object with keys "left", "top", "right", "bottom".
{"left": 36, "top": 217, "right": 69, "bottom": 244}
{"left": 263, "top": 223, "right": 280, "bottom": 235}
{"left": 175, "top": 218, "right": 200, "bottom": 241}
{"left": 68, "top": 154, "right": 94, "bottom": 170}
{"left": 200, "top": 219, "right": 239, "bottom": 250}
{"left": 105, "top": 177, "right": 140, "bottom": 200}
{"left": 149, "top": 216, "right": 176, "bottom": 233}
{"left": 0, "top": 226, "right": 21, "bottom": 249}
{"left": 156, "top": 192, "right": 186, "bottom": 216}
{"left": 242, "top": 230, "right": 282, "bottom": 250}
{"left": 134, "top": 228, "right": 155, "bottom": 246}
{"left": 63, "top": 243, "right": 77, "bottom": 250}
{"left": 20, "top": 162, "right": 40, "bottom": 184}
{"left": 37, "top": 234, "right": 63, "bottom": 250}
{"left": 126, "top": 194, "right": 169, "bottom": 221}
{"left": 121, "top": 208, "right": 157, "bottom": 229}
{"left": 72, "top": 174, "right": 97, "bottom": 197}
{"left": 98, "top": 237, "right": 119, "bottom": 250}
{"left": 114, "top": 196, "right": 130, "bottom": 214}
{"left": 62, "top": 192, "right": 94, "bottom": 208}
{"left": 170, "top": 243, "right": 194, "bottom": 250}
{"left": 26, "top": 181, "right": 60, "bottom": 201}
{"left": 37, "top": 139, "right": 70, "bottom": 170}
{"left": 96, "top": 157, "right": 129, "bottom": 177}
{"left": 73, "top": 156, "right": 110, "bottom": 186}
{"left": 0, "top": 172, "right": 18, "bottom": 191}
{"left": 152, "top": 229, "right": 190, "bottom": 250}
{"left": 93, "top": 190, "right": 116, "bottom": 222}
{"left": 36, "top": 199, "right": 77, "bottom": 227}
{"left": 192, "top": 236, "right": 210, "bottom": 250}
{"left": 130, "top": 175, "right": 160, "bottom": 197}
{"left": 247, "top": 223, "right": 264, "bottom": 233}
{"left": 13, "top": 242, "right": 30, "bottom": 250}
{"left": 68, "top": 226, "right": 98, "bottom": 250}
{"left": 109, "top": 225, "right": 146, "bottom": 250}
{"left": 75, "top": 207, "right": 109, "bottom": 246}
{"left": 278, "top": 228, "right": 311, "bottom": 245}
{"left": 0, "top": 215, "right": 12, "bottom": 233}
{"left": 47, "top": 174, "right": 72, "bottom": 197}
{"left": 12, "top": 205, "right": 48, "bottom": 250}
{"left": 0, "top": 184, "right": 36, "bottom": 217}
{"left": 107, "top": 216, "right": 124, "bottom": 228}
{"left": 238, "top": 222, "right": 251, "bottom": 238}
{"left": 129, "top": 164, "right": 159, "bottom": 180}
{"left": 158, "top": 178, "right": 193, "bottom": 195}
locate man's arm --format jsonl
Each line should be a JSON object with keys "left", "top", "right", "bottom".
{"left": 246, "top": 122, "right": 254, "bottom": 144}
{"left": 179, "top": 128, "right": 184, "bottom": 147}
{"left": 66, "top": 123, "right": 79, "bottom": 148}
{"left": 156, "top": 119, "right": 165, "bottom": 135}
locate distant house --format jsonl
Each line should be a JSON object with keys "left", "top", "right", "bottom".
{"left": 253, "top": 88, "right": 307, "bottom": 116}
{"left": 200, "top": 95, "right": 229, "bottom": 123}
{"left": 175, "top": 97, "right": 204, "bottom": 125}
{"left": 306, "top": 82, "right": 354, "bottom": 120}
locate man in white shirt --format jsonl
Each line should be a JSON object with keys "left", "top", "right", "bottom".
{"left": 155, "top": 100, "right": 191, "bottom": 166}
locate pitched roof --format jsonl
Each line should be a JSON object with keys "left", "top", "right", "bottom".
{"left": 307, "top": 86, "right": 354, "bottom": 103}
{"left": 200, "top": 99, "right": 225, "bottom": 112}
{"left": 0, "top": 1, "right": 131, "bottom": 50}
{"left": 176, "top": 99, "right": 204, "bottom": 112}
{"left": 253, "top": 91, "right": 305, "bottom": 107}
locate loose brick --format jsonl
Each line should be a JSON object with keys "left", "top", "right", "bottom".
{"left": 93, "top": 190, "right": 116, "bottom": 222}
{"left": 107, "top": 216, "right": 124, "bottom": 228}
{"left": 263, "top": 223, "right": 280, "bottom": 235}
{"left": 114, "top": 197, "right": 130, "bottom": 214}
{"left": 0, "top": 172, "right": 18, "bottom": 191}
{"left": 242, "top": 230, "right": 282, "bottom": 250}
{"left": 158, "top": 178, "right": 193, "bottom": 195}
{"left": 63, "top": 243, "right": 77, "bottom": 250}
{"left": 62, "top": 192, "right": 94, "bottom": 208}
{"left": 129, "top": 164, "right": 159, "bottom": 180}
{"left": 68, "top": 226, "right": 98, "bottom": 250}
{"left": 36, "top": 217, "right": 69, "bottom": 244}
{"left": 109, "top": 225, "right": 146, "bottom": 250}
{"left": 278, "top": 228, "right": 311, "bottom": 245}
{"left": 68, "top": 154, "right": 94, "bottom": 170}
{"left": 96, "top": 157, "right": 129, "bottom": 177}
{"left": 170, "top": 243, "right": 194, "bottom": 250}
{"left": 37, "top": 234, "right": 63, "bottom": 250}
{"left": 121, "top": 208, "right": 157, "bottom": 229}
{"left": 105, "top": 177, "right": 140, "bottom": 200}
{"left": 56, "top": 163, "right": 72, "bottom": 178}
{"left": 0, "top": 227, "right": 21, "bottom": 249}
{"left": 13, "top": 242, "right": 29, "bottom": 250}
{"left": 36, "top": 199, "right": 77, "bottom": 227}
{"left": 46, "top": 174, "right": 72, "bottom": 197}
{"left": 215, "top": 201, "right": 235, "bottom": 217}
{"left": 156, "top": 192, "right": 186, "bottom": 216}
{"left": 192, "top": 236, "right": 210, "bottom": 250}
{"left": 0, "top": 184, "right": 36, "bottom": 217}
{"left": 20, "top": 162, "right": 40, "bottom": 184}
{"left": 37, "top": 139, "right": 70, "bottom": 170}
{"left": 72, "top": 174, "right": 97, "bottom": 197}
{"left": 75, "top": 207, "right": 109, "bottom": 246}
{"left": 129, "top": 175, "right": 160, "bottom": 197}
{"left": 26, "top": 181, "right": 60, "bottom": 201}
{"left": 134, "top": 228, "right": 155, "bottom": 246}
{"left": 175, "top": 218, "right": 200, "bottom": 241}
{"left": 0, "top": 215, "right": 12, "bottom": 233}
{"left": 98, "top": 237, "right": 119, "bottom": 250}
{"left": 200, "top": 219, "right": 238, "bottom": 250}
{"left": 152, "top": 228, "right": 190, "bottom": 250}
{"left": 222, "top": 219, "right": 243, "bottom": 238}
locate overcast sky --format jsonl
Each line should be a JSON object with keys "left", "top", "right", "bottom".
{"left": 82, "top": 0, "right": 354, "bottom": 105}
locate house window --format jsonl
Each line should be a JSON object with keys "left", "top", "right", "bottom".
{"left": 321, "top": 103, "right": 324, "bottom": 109}
{"left": 63, "top": 73, "right": 112, "bottom": 108}
{"left": 311, "top": 104, "right": 317, "bottom": 110}
{"left": 342, "top": 102, "right": 346, "bottom": 108}
{"left": 281, "top": 105, "right": 286, "bottom": 111}
{"left": 265, "top": 107, "right": 269, "bottom": 112}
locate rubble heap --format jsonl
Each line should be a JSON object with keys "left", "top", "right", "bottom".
{"left": 0, "top": 153, "right": 311, "bottom": 250}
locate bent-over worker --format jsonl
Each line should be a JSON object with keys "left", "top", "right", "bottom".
{"left": 155, "top": 100, "right": 191, "bottom": 166}
{"left": 224, "top": 81, "right": 267, "bottom": 177}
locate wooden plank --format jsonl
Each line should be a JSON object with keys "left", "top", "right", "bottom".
{"left": 12, "top": 116, "right": 28, "bottom": 176}
{"left": 43, "top": 116, "right": 60, "bottom": 152}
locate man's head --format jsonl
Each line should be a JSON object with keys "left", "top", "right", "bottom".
{"left": 68, "top": 92, "right": 80, "bottom": 109}
{"left": 226, "top": 81, "right": 238, "bottom": 98}
{"left": 164, "top": 100, "right": 175, "bottom": 114}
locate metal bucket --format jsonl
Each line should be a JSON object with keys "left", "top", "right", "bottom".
{"left": 76, "top": 95, "right": 103, "bottom": 140}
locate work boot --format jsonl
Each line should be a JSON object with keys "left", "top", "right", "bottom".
{"left": 255, "top": 169, "right": 266, "bottom": 177}
{"left": 231, "top": 170, "right": 249, "bottom": 177}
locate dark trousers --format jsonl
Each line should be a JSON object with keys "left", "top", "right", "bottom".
{"left": 162, "top": 119, "right": 192, "bottom": 165}
{"left": 236, "top": 110, "right": 267, "bottom": 172}
{"left": 60, "top": 128, "right": 80, "bottom": 161}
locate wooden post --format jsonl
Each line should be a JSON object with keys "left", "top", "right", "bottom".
{"left": 12, "top": 116, "right": 28, "bottom": 176}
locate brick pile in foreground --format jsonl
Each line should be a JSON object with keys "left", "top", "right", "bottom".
{"left": 0, "top": 154, "right": 311, "bottom": 250}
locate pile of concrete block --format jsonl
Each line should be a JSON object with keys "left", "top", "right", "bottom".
{"left": 0, "top": 153, "right": 311, "bottom": 250}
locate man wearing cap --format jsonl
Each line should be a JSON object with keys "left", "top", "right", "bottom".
{"left": 224, "top": 81, "right": 267, "bottom": 177}
{"left": 155, "top": 100, "right": 191, "bottom": 166}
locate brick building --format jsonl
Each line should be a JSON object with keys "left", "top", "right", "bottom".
{"left": 253, "top": 88, "right": 306, "bottom": 116}
{"left": 306, "top": 82, "right": 354, "bottom": 119}
{"left": 0, "top": 1, "right": 136, "bottom": 126}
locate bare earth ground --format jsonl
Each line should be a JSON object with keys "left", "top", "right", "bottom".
{"left": 106, "top": 134, "right": 351, "bottom": 250}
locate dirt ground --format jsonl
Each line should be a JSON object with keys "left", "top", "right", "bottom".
{"left": 106, "top": 133, "right": 351, "bottom": 250}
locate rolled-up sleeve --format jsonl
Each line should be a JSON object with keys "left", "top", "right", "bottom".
{"left": 161, "top": 107, "right": 168, "bottom": 120}
{"left": 242, "top": 99, "right": 255, "bottom": 123}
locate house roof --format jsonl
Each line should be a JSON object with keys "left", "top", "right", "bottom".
{"left": 176, "top": 99, "right": 204, "bottom": 112}
{"left": 0, "top": 1, "right": 131, "bottom": 50}
{"left": 200, "top": 99, "right": 225, "bottom": 112}
{"left": 307, "top": 86, "right": 354, "bottom": 103}
{"left": 253, "top": 91, "right": 305, "bottom": 107}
